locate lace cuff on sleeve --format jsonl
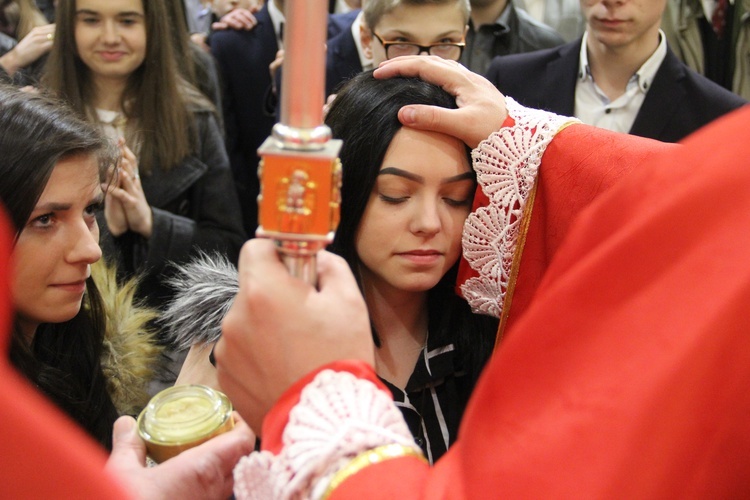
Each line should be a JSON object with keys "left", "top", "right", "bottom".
{"left": 233, "top": 369, "right": 420, "bottom": 499}
{"left": 460, "top": 97, "right": 579, "bottom": 318}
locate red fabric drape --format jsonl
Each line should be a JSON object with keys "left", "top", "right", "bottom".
{"left": 318, "top": 107, "right": 750, "bottom": 498}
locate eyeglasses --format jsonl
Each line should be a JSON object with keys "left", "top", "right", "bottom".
{"left": 372, "top": 32, "right": 465, "bottom": 61}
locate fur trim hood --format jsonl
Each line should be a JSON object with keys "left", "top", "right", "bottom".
{"left": 161, "top": 252, "right": 238, "bottom": 350}
{"left": 92, "top": 260, "right": 163, "bottom": 416}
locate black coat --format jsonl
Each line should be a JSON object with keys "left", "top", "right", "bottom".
{"left": 101, "top": 109, "right": 246, "bottom": 313}
{"left": 325, "top": 10, "right": 363, "bottom": 96}
{"left": 210, "top": 4, "right": 279, "bottom": 235}
{"left": 485, "top": 39, "right": 748, "bottom": 142}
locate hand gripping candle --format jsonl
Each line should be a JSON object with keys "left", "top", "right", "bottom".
{"left": 255, "top": 0, "right": 343, "bottom": 284}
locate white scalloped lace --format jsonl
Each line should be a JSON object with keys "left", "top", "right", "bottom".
{"left": 233, "top": 370, "right": 419, "bottom": 499}
{"left": 460, "top": 98, "right": 578, "bottom": 318}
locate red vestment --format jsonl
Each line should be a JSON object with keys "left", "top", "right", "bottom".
{"left": 261, "top": 106, "right": 750, "bottom": 498}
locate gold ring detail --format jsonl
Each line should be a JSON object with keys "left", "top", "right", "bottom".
{"left": 46, "top": 33, "right": 53, "bottom": 41}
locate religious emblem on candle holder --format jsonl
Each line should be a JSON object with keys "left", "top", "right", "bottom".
{"left": 256, "top": 137, "right": 343, "bottom": 278}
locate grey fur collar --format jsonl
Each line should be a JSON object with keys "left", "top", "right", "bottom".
{"left": 161, "top": 252, "right": 239, "bottom": 350}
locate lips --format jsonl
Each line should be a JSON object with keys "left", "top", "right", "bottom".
{"left": 397, "top": 249, "right": 443, "bottom": 265}
{"left": 51, "top": 280, "right": 88, "bottom": 294}
{"left": 595, "top": 18, "right": 626, "bottom": 28}
{"left": 98, "top": 51, "right": 127, "bottom": 62}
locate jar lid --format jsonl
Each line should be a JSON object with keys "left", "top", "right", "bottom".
{"left": 137, "top": 384, "right": 232, "bottom": 446}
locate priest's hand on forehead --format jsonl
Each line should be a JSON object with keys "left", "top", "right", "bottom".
{"left": 374, "top": 55, "right": 508, "bottom": 148}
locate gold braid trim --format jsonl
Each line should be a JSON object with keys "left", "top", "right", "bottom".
{"left": 494, "top": 119, "right": 579, "bottom": 349}
{"left": 321, "top": 444, "right": 427, "bottom": 499}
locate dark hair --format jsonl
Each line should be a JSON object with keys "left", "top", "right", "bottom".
{"left": 0, "top": 84, "right": 120, "bottom": 450}
{"left": 42, "top": 0, "right": 210, "bottom": 174}
{"left": 325, "top": 72, "right": 496, "bottom": 383}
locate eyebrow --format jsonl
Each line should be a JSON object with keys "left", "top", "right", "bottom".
{"left": 33, "top": 193, "right": 104, "bottom": 213}
{"left": 75, "top": 9, "right": 144, "bottom": 17}
{"left": 378, "top": 167, "right": 474, "bottom": 184}
{"left": 384, "top": 29, "right": 463, "bottom": 38}
{"left": 33, "top": 202, "right": 73, "bottom": 212}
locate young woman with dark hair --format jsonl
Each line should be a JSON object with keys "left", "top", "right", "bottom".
{"left": 324, "top": 71, "right": 498, "bottom": 462}
{"left": 168, "top": 70, "right": 497, "bottom": 462}
{"left": 0, "top": 85, "right": 161, "bottom": 450}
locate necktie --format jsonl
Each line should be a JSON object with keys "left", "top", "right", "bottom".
{"left": 712, "top": 0, "right": 729, "bottom": 39}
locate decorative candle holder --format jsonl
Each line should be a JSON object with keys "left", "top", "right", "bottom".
{"left": 255, "top": 0, "right": 342, "bottom": 285}
{"left": 256, "top": 136, "right": 343, "bottom": 283}
{"left": 137, "top": 384, "right": 234, "bottom": 463}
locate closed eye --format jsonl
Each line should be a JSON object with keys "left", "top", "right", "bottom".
{"left": 379, "top": 194, "right": 409, "bottom": 204}
{"left": 443, "top": 197, "right": 472, "bottom": 207}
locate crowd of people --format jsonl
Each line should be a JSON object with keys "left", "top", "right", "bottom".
{"left": 1, "top": 0, "right": 749, "bottom": 498}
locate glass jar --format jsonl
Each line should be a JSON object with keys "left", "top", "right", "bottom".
{"left": 137, "top": 384, "right": 234, "bottom": 463}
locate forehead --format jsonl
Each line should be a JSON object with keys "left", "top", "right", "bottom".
{"left": 375, "top": 3, "right": 466, "bottom": 34}
{"left": 38, "top": 154, "right": 101, "bottom": 203}
{"left": 381, "top": 127, "right": 470, "bottom": 173}
{"left": 75, "top": 0, "right": 144, "bottom": 14}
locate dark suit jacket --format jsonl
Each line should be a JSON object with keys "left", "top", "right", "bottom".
{"left": 485, "top": 39, "right": 748, "bottom": 142}
{"left": 328, "top": 9, "right": 358, "bottom": 38}
{"left": 325, "top": 10, "right": 363, "bottom": 96}
{"left": 210, "top": 4, "right": 279, "bottom": 234}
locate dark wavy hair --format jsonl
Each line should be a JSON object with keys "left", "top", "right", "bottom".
{"left": 0, "top": 84, "right": 120, "bottom": 450}
{"left": 325, "top": 71, "right": 497, "bottom": 384}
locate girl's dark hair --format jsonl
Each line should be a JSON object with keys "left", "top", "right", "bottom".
{"left": 42, "top": 0, "right": 211, "bottom": 174}
{"left": 0, "top": 84, "right": 120, "bottom": 449}
{"left": 325, "top": 71, "right": 497, "bottom": 384}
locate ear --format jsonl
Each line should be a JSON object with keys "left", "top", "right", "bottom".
{"left": 360, "top": 23, "right": 373, "bottom": 59}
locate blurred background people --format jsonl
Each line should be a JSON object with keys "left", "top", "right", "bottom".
{"left": 0, "top": 0, "right": 53, "bottom": 85}
{"left": 485, "top": 0, "right": 747, "bottom": 142}
{"left": 662, "top": 0, "right": 750, "bottom": 100}
{"left": 461, "top": 0, "right": 565, "bottom": 75}
{"left": 515, "top": 0, "right": 585, "bottom": 41}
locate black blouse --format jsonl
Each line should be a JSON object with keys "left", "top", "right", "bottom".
{"left": 380, "top": 335, "right": 478, "bottom": 464}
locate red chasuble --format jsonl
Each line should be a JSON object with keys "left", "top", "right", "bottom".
{"left": 263, "top": 106, "right": 750, "bottom": 498}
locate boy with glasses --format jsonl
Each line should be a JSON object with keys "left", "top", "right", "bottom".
{"left": 361, "top": 0, "right": 469, "bottom": 65}
{"left": 326, "top": 0, "right": 469, "bottom": 96}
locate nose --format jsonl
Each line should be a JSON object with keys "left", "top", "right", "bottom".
{"left": 102, "top": 20, "right": 120, "bottom": 44}
{"left": 66, "top": 220, "right": 102, "bottom": 266}
{"left": 410, "top": 197, "right": 441, "bottom": 236}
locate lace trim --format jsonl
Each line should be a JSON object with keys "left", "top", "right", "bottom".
{"left": 460, "top": 98, "right": 579, "bottom": 318}
{"left": 233, "top": 370, "right": 420, "bottom": 499}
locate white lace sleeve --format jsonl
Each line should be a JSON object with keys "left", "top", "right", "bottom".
{"left": 233, "top": 370, "right": 420, "bottom": 500}
{"left": 460, "top": 98, "right": 579, "bottom": 318}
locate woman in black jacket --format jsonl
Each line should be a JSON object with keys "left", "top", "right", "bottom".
{"left": 42, "top": 0, "right": 245, "bottom": 315}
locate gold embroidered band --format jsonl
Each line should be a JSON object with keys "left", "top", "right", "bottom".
{"left": 322, "top": 443, "right": 427, "bottom": 499}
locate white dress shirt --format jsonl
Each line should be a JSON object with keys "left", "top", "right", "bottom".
{"left": 268, "top": 0, "right": 285, "bottom": 48}
{"left": 574, "top": 30, "right": 668, "bottom": 133}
